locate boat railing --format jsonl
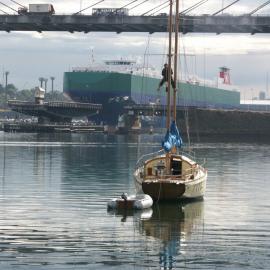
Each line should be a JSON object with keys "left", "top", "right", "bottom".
{"left": 180, "top": 149, "right": 207, "bottom": 168}
{"left": 135, "top": 149, "right": 207, "bottom": 174}
{"left": 135, "top": 149, "right": 165, "bottom": 169}
{"left": 179, "top": 149, "right": 196, "bottom": 160}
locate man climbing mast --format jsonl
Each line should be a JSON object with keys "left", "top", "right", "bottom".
{"left": 157, "top": 63, "right": 176, "bottom": 91}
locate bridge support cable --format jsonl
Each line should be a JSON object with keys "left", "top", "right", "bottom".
{"left": 73, "top": 0, "right": 105, "bottom": 15}
{"left": 141, "top": 0, "right": 169, "bottom": 16}
{"left": 114, "top": 0, "right": 141, "bottom": 14}
{"left": 118, "top": 0, "right": 140, "bottom": 10}
{"left": 212, "top": 0, "right": 240, "bottom": 16}
{"left": 248, "top": 0, "right": 270, "bottom": 15}
{"left": 9, "top": 0, "right": 26, "bottom": 8}
{"left": 0, "top": 8, "right": 8, "bottom": 14}
{"left": 149, "top": 3, "right": 170, "bottom": 15}
{"left": 0, "top": 1, "right": 17, "bottom": 13}
{"left": 179, "top": 0, "right": 209, "bottom": 15}
{"left": 129, "top": 0, "right": 150, "bottom": 11}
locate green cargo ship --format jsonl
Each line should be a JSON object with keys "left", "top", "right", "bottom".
{"left": 63, "top": 61, "right": 240, "bottom": 124}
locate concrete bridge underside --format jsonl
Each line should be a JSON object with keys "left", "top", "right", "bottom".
{"left": 0, "top": 15, "right": 270, "bottom": 34}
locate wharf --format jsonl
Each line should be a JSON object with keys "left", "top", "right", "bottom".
{"left": 3, "top": 122, "right": 104, "bottom": 133}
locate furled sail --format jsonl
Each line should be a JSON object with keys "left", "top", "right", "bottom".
{"left": 162, "top": 121, "right": 183, "bottom": 152}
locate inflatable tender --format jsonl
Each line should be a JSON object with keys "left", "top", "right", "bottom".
{"left": 107, "top": 193, "right": 153, "bottom": 210}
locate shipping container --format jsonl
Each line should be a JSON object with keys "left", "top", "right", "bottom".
{"left": 28, "top": 4, "right": 55, "bottom": 14}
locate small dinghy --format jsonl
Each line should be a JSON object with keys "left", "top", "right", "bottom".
{"left": 107, "top": 193, "right": 153, "bottom": 210}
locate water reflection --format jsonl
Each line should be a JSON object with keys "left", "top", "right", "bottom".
{"left": 140, "top": 201, "right": 204, "bottom": 269}
{"left": 109, "top": 201, "right": 204, "bottom": 269}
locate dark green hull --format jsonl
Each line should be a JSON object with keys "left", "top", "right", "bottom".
{"left": 63, "top": 71, "right": 240, "bottom": 124}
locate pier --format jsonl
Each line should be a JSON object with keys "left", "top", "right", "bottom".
{"left": 124, "top": 104, "right": 270, "bottom": 136}
{"left": 8, "top": 100, "right": 102, "bottom": 123}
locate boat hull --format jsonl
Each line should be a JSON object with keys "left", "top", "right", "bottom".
{"left": 134, "top": 154, "right": 207, "bottom": 201}
{"left": 142, "top": 181, "right": 186, "bottom": 200}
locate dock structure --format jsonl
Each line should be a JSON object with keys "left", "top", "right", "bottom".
{"left": 8, "top": 100, "right": 102, "bottom": 122}
{"left": 1, "top": 14, "right": 270, "bottom": 34}
{"left": 124, "top": 104, "right": 270, "bottom": 136}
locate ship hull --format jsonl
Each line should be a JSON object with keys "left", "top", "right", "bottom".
{"left": 63, "top": 71, "right": 240, "bottom": 124}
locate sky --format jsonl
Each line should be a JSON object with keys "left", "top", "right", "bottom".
{"left": 1, "top": 0, "right": 270, "bottom": 99}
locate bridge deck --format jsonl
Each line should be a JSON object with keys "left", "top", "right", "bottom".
{"left": 0, "top": 15, "right": 269, "bottom": 34}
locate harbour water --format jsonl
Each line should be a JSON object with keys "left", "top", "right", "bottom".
{"left": 0, "top": 131, "right": 269, "bottom": 269}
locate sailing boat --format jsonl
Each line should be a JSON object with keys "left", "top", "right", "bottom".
{"left": 134, "top": 0, "right": 207, "bottom": 201}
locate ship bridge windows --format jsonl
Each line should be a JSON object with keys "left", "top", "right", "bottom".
{"left": 104, "top": 60, "right": 136, "bottom": 66}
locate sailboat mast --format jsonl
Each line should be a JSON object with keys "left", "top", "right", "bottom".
{"left": 173, "top": 0, "right": 179, "bottom": 121}
{"left": 166, "top": 0, "right": 173, "bottom": 129}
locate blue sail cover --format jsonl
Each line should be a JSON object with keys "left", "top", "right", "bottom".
{"left": 162, "top": 121, "right": 183, "bottom": 152}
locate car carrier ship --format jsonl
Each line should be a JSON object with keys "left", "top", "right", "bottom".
{"left": 63, "top": 60, "right": 240, "bottom": 125}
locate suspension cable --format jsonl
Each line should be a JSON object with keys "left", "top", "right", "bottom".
{"left": 73, "top": 0, "right": 105, "bottom": 15}
{"left": 0, "top": 1, "right": 17, "bottom": 12}
{"left": 129, "top": 0, "right": 150, "bottom": 11}
{"left": 0, "top": 8, "right": 9, "bottom": 14}
{"left": 118, "top": 0, "right": 140, "bottom": 9}
{"left": 180, "top": 0, "right": 209, "bottom": 15}
{"left": 149, "top": 3, "right": 170, "bottom": 16}
{"left": 212, "top": 0, "right": 240, "bottom": 16}
{"left": 141, "top": 0, "right": 169, "bottom": 16}
{"left": 249, "top": 0, "right": 270, "bottom": 15}
{"left": 9, "top": 0, "right": 26, "bottom": 8}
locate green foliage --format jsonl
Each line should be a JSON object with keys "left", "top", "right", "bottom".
{"left": 0, "top": 84, "right": 68, "bottom": 108}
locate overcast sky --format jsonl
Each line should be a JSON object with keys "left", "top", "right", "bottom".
{"left": 1, "top": 0, "right": 270, "bottom": 99}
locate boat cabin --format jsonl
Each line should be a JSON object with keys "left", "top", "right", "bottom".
{"left": 143, "top": 155, "right": 196, "bottom": 180}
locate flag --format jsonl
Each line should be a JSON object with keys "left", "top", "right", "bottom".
{"left": 162, "top": 121, "right": 183, "bottom": 152}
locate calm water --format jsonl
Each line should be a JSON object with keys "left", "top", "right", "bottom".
{"left": 0, "top": 131, "right": 269, "bottom": 269}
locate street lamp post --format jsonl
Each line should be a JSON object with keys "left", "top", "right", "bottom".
{"left": 50, "top": 76, "right": 55, "bottom": 93}
{"left": 44, "top": 78, "right": 48, "bottom": 91}
{"left": 39, "top": 77, "right": 44, "bottom": 88}
{"left": 5, "top": 71, "right": 9, "bottom": 105}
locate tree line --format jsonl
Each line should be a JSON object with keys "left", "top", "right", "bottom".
{"left": 0, "top": 83, "right": 67, "bottom": 108}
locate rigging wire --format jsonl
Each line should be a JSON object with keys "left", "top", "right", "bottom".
{"left": 248, "top": 0, "right": 270, "bottom": 15}
{"left": 179, "top": 0, "right": 209, "bottom": 15}
{"left": 0, "top": 1, "right": 17, "bottom": 12}
{"left": 73, "top": 0, "right": 105, "bottom": 15}
{"left": 141, "top": 0, "right": 169, "bottom": 16}
{"left": 140, "top": 34, "right": 151, "bottom": 104}
{"left": 212, "top": 0, "right": 240, "bottom": 16}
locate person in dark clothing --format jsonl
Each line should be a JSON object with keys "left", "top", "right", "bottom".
{"left": 157, "top": 63, "right": 176, "bottom": 91}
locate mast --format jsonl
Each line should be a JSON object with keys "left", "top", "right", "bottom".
{"left": 165, "top": 0, "right": 173, "bottom": 174}
{"left": 166, "top": 0, "right": 173, "bottom": 130}
{"left": 173, "top": 0, "right": 179, "bottom": 121}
